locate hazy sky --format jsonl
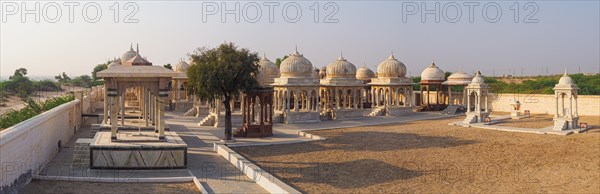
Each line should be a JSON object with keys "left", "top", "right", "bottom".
{"left": 1, "top": 1, "right": 599, "bottom": 78}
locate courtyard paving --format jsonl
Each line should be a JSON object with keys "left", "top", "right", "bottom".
{"left": 233, "top": 115, "right": 600, "bottom": 193}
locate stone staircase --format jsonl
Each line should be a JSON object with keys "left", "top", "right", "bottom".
{"left": 369, "top": 107, "right": 386, "bottom": 116}
{"left": 183, "top": 107, "right": 197, "bottom": 116}
{"left": 72, "top": 138, "right": 93, "bottom": 168}
{"left": 463, "top": 114, "right": 478, "bottom": 124}
{"left": 552, "top": 119, "right": 567, "bottom": 131}
{"left": 89, "top": 124, "right": 101, "bottom": 138}
{"left": 199, "top": 114, "right": 216, "bottom": 126}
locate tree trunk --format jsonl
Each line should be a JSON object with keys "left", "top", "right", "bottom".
{"left": 223, "top": 97, "right": 233, "bottom": 140}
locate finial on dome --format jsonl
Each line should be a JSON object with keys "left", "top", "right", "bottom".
{"left": 263, "top": 52, "right": 267, "bottom": 60}
{"left": 130, "top": 43, "right": 133, "bottom": 50}
{"left": 563, "top": 68, "right": 568, "bottom": 76}
{"left": 459, "top": 66, "right": 463, "bottom": 73}
{"left": 136, "top": 43, "right": 139, "bottom": 54}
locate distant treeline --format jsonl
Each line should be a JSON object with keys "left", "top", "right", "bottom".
{"left": 411, "top": 73, "right": 599, "bottom": 95}
{"left": 485, "top": 74, "right": 599, "bottom": 95}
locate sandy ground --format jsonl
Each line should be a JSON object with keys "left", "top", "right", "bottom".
{"left": 234, "top": 116, "right": 600, "bottom": 193}
{"left": 21, "top": 180, "right": 200, "bottom": 194}
{"left": 0, "top": 86, "right": 87, "bottom": 115}
{"left": 494, "top": 113, "right": 555, "bottom": 128}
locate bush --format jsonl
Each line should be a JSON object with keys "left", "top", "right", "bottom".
{"left": 0, "top": 94, "right": 75, "bottom": 129}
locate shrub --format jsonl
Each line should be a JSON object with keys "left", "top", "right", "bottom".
{"left": 0, "top": 94, "right": 75, "bottom": 130}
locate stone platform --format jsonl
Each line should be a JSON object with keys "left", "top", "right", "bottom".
{"left": 90, "top": 131, "right": 187, "bottom": 169}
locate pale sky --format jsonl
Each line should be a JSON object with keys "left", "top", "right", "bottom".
{"left": 1, "top": 1, "right": 599, "bottom": 78}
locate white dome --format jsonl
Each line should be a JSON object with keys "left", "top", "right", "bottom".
{"left": 326, "top": 56, "right": 357, "bottom": 79}
{"left": 120, "top": 45, "right": 137, "bottom": 63}
{"left": 256, "top": 56, "right": 280, "bottom": 86}
{"left": 377, "top": 54, "right": 407, "bottom": 78}
{"left": 280, "top": 50, "right": 314, "bottom": 78}
{"left": 421, "top": 62, "right": 445, "bottom": 81}
{"left": 471, "top": 71, "right": 485, "bottom": 84}
{"left": 108, "top": 60, "right": 121, "bottom": 68}
{"left": 446, "top": 71, "right": 473, "bottom": 85}
{"left": 174, "top": 60, "right": 190, "bottom": 73}
{"left": 554, "top": 70, "right": 578, "bottom": 89}
{"left": 558, "top": 74, "right": 575, "bottom": 85}
{"left": 356, "top": 65, "right": 375, "bottom": 81}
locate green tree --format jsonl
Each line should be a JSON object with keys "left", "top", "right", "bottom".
{"left": 164, "top": 64, "right": 173, "bottom": 70}
{"left": 275, "top": 55, "right": 288, "bottom": 68}
{"left": 187, "top": 42, "right": 260, "bottom": 140}
{"left": 92, "top": 63, "right": 108, "bottom": 81}
{"left": 54, "top": 72, "right": 71, "bottom": 86}
{"left": 6, "top": 68, "right": 33, "bottom": 98}
{"left": 71, "top": 75, "right": 92, "bottom": 87}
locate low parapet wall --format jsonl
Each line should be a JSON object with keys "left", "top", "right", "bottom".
{"left": 489, "top": 93, "right": 599, "bottom": 116}
{"left": 0, "top": 98, "right": 87, "bottom": 193}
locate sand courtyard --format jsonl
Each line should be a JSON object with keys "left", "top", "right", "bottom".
{"left": 234, "top": 116, "right": 600, "bottom": 193}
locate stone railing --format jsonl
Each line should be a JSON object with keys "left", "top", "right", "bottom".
{"left": 0, "top": 91, "right": 92, "bottom": 193}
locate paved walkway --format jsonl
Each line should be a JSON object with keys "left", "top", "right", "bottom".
{"left": 164, "top": 113, "right": 268, "bottom": 193}
{"left": 31, "top": 109, "right": 460, "bottom": 194}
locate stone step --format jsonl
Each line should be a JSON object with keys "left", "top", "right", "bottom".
{"left": 72, "top": 158, "right": 90, "bottom": 164}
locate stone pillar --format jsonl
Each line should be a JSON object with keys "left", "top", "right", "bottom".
{"left": 448, "top": 86, "right": 452, "bottom": 105}
{"left": 144, "top": 90, "right": 149, "bottom": 126}
{"left": 569, "top": 95, "right": 573, "bottom": 117}
{"left": 151, "top": 95, "right": 156, "bottom": 125}
{"left": 467, "top": 92, "right": 471, "bottom": 112}
{"left": 121, "top": 95, "right": 125, "bottom": 126}
{"left": 554, "top": 94, "right": 559, "bottom": 117}
{"left": 110, "top": 96, "right": 118, "bottom": 140}
{"left": 485, "top": 94, "right": 489, "bottom": 112}
{"left": 158, "top": 97, "right": 165, "bottom": 139}
{"left": 103, "top": 88, "right": 108, "bottom": 124}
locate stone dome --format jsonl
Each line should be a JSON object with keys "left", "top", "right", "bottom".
{"left": 174, "top": 60, "right": 190, "bottom": 73}
{"left": 555, "top": 70, "right": 578, "bottom": 89}
{"left": 256, "top": 56, "right": 280, "bottom": 86}
{"left": 558, "top": 73, "right": 574, "bottom": 85}
{"left": 120, "top": 45, "right": 137, "bottom": 62}
{"left": 280, "top": 50, "right": 314, "bottom": 78}
{"left": 356, "top": 65, "right": 375, "bottom": 81}
{"left": 471, "top": 71, "right": 485, "bottom": 84}
{"left": 326, "top": 56, "right": 357, "bottom": 79}
{"left": 377, "top": 54, "right": 407, "bottom": 78}
{"left": 446, "top": 71, "right": 473, "bottom": 85}
{"left": 421, "top": 62, "right": 445, "bottom": 81}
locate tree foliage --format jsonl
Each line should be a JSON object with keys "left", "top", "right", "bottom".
{"left": 0, "top": 94, "right": 75, "bottom": 130}
{"left": 275, "top": 55, "right": 288, "bottom": 68}
{"left": 187, "top": 42, "right": 260, "bottom": 140}
{"left": 92, "top": 63, "right": 108, "bottom": 81}
{"left": 164, "top": 64, "right": 173, "bottom": 70}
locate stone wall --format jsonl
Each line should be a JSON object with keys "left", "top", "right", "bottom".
{"left": 0, "top": 94, "right": 92, "bottom": 193}
{"left": 410, "top": 91, "right": 599, "bottom": 116}
{"left": 488, "top": 93, "right": 599, "bottom": 116}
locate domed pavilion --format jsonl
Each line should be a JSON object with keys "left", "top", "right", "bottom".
{"left": 236, "top": 54, "right": 279, "bottom": 137}
{"left": 419, "top": 61, "right": 447, "bottom": 111}
{"left": 319, "top": 55, "right": 368, "bottom": 120}
{"left": 442, "top": 69, "right": 473, "bottom": 108}
{"left": 97, "top": 44, "right": 178, "bottom": 141}
{"left": 273, "top": 49, "right": 320, "bottom": 124}
{"left": 369, "top": 54, "right": 414, "bottom": 116}
{"left": 552, "top": 70, "right": 580, "bottom": 131}
{"left": 171, "top": 59, "right": 191, "bottom": 107}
